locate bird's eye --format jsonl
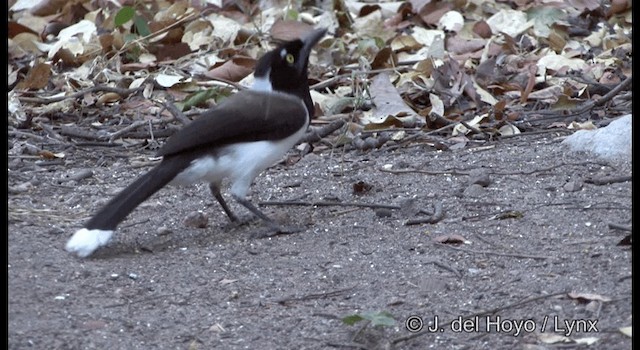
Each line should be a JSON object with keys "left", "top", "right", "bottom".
{"left": 285, "top": 53, "right": 295, "bottom": 64}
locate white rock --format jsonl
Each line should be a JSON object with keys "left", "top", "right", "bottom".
{"left": 562, "top": 114, "right": 631, "bottom": 161}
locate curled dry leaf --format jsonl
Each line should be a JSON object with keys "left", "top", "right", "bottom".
{"left": 567, "top": 292, "right": 612, "bottom": 303}
{"left": 96, "top": 92, "right": 121, "bottom": 106}
{"left": 390, "top": 35, "right": 421, "bottom": 52}
{"left": 433, "top": 234, "right": 468, "bottom": 245}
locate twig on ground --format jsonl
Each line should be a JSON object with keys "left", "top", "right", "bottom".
{"left": 585, "top": 175, "right": 632, "bottom": 185}
{"left": 433, "top": 242, "right": 551, "bottom": 260}
{"left": 404, "top": 202, "right": 444, "bottom": 225}
{"left": 275, "top": 286, "right": 356, "bottom": 305}
{"left": 260, "top": 200, "right": 401, "bottom": 210}
{"left": 608, "top": 222, "right": 632, "bottom": 232}
{"left": 300, "top": 117, "right": 348, "bottom": 143}
{"left": 325, "top": 341, "right": 369, "bottom": 350}
{"left": 17, "top": 86, "right": 143, "bottom": 105}
{"left": 522, "top": 75, "right": 632, "bottom": 121}
{"left": 108, "top": 120, "right": 153, "bottom": 143}
{"left": 379, "top": 161, "right": 611, "bottom": 177}
{"left": 157, "top": 96, "right": 192, "bottom": 125}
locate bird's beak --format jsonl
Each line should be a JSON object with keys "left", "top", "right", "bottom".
{"left": 297, "top": 28, "right": 327, "bottom": 71}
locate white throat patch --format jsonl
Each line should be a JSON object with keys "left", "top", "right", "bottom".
{"left": 252, "top": 74, "right": 273, "bottom": 92}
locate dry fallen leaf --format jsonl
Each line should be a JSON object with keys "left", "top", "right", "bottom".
{"left": 619, "top": 326, "right": 632, "bottom": 337}
{"left": 16, "top": 62, "right": 51, "bottom": 90}
{"left": 433, "top": 234, "right": 468, "bottom": 244}
{"left": 568, "top": 292, "right": 612, "bottom": 303}
{"left": 205, "top": 56, "right": 255, "bottom": 82}
{"left": 364, "top": 72, "right": 419, "bottom": 129}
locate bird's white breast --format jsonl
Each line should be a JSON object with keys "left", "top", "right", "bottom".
{"left": 170, "top": 113, "right": 308, "bottom": 197}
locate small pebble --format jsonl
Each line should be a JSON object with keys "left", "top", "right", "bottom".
{"left": 463, "top": 184, "right": 485, "bottom": 197}
{"left": 157, "top": 226, "right": 172, "bottom": 235}
{"left": 183, "top": 211, "right": 208, "bottom": 228}
{"left": 563, "top": 180, "right": 583, "bottom": 192}
{"left": 468, "top": 169, "right": 491, "bottom": 187}
{"left": 128, "top": 273, "right": 138, "bottom": 280}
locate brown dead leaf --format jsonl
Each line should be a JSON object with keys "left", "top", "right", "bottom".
{"left": 8, "top": 21, "right": 39, "bottom": 38}
{"left": 16, "top": 62, "right": 51, "bottom": 90}
{"left": 608, "top": 0, "right": 629, "bottom": 17}
{"left": 270, "top": 20, "right": 315, "bottom": 42}
{"left": 149, "top": 20, "right": 184, "bottom": 45}
{"left": 150, "top": 42, "right": 192, "bottom": 62}
{"left": 417, "top": 1, "right": 452, "bottom": 26}
{"left": 38, "top": 150, "right": 64, "bottom": 159}
{"left": 371, "top": 47, "right": 396, "bottom": 70}
{"left": 472, "top": 20, "right": 492, "bottom": 39}
{"left": 11, "top": 33, "right": 42, "bottom": 55}
{"left": 30, "top": 0, "right": 68, "bottom": 16}
{"left": 390, "top": 35, "right": 421, "bottom": 52}
{"left": 205, "top": 56, "right": 255, "bottom": 82}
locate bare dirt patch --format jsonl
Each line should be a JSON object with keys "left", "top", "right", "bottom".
{"left": 9, "top": 132, "right": 631, "bottom": 349}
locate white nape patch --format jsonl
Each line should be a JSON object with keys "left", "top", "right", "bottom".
{"left": 66, "top": 228, "right": 113, "bottom": 258}
{"left": 252, "top": 75, "right": 273, "bottom": 92}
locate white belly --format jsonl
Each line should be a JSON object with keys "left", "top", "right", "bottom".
{"left": 169, "top": 125, "right": 306, "bottom": 197}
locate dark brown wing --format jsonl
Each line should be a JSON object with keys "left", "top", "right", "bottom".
{"left": 157, "top": 90, "right": 308, "bottom": 157}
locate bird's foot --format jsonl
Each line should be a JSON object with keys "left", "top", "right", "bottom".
{"left": 250, "top": 223, "right": 305, "bottom": 238}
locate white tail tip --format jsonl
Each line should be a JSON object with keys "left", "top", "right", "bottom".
{"left": 66, "top": 228, "right": 113, "bottom": 258}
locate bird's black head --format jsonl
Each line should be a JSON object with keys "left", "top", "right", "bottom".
{"left": 253, "top": 28, "right": 326, "bottom": 116}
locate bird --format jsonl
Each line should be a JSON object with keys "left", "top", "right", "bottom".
{"left": 66, "top": 28, "right": 327, "bottom": 258}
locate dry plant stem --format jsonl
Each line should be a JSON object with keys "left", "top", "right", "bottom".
{"left": 379, "top": 161, "right": 610, "bottom": 177}
{"left": 300, "top": 117, "right": 347, "bottom": 143}
{"left": 108, "top": 120, "right": 151, "bottom": 142}
{"left": 434, "top": 242, "right": 551, "bottom": 260}
{"left": 585, "top": 175, "right": 632, "bottom": 185}
{"left": 275, "top": 286, "right": 356, "bottom": 305}
{"left": 608, "top": 222, "right": 632, "bottom": 232}
{"left": 311, "top": 66, "right": 414, "bottom": 91}
{"left": 111, "top": 12, "right": 201, "bottom": 61}
{"left": 17, "top": 86, "right": 143, "bottom": 105}
{"left": 391, "top": 291, "right": 569, "bottom": 345}
{"left": 259, "top": 200, "right": 400, "bottom": 210}
{"left": 158, "top": 99, "right": 192, "bottom": 125}
{"left": 325, "top": 341, "right": 369, "bottom": 350}
{"left": 404, "top": 202, "right": 444, "bottom": 225}
{"left": 523, "top": 75, "right": 632, "bottom": 120}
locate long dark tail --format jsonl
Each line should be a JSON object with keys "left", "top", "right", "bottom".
{"left": 84, "top": 156, "right": 191, "bottom": 231}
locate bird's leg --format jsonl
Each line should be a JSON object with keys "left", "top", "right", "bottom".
{"left": 231, "top": 193, "right": 277, "bottom": 228}
{"left": 231, "top": 194, "right": 305, "bottom": 237}
{"left": 209, "top": 183, "right": 239, "bottom": 223}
